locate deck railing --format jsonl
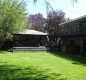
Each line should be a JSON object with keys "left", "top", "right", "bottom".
{"left": 58, "top": 20, "right": 86, "bottom": 36}
{"left": 58, "top": 24, "right": 86, "bottom": 36}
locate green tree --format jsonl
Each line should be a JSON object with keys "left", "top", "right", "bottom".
{"left": 33, "top": 0, "right": 77, "bottom": 4}
{"left": 0, "top": 0, "right": 27, "bottom": 47}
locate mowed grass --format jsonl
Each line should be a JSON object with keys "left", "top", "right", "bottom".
{"left": 0, "top": 51, "right": 86, "bottom": 80}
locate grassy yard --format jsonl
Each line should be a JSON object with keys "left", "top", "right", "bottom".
{"left": 0, "top": 51, "right": 86, "bottom": 80}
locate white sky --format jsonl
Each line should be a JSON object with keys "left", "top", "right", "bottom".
{"left": 26, "top": 0, "right": 86, "bottom": 19}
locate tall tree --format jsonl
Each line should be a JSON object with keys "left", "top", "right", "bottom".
{"left": 29, "top": 13, "right": 45, "bottom": 32}
{"left": 45, "top": 10, "right": 65, "bottom": 46}
{"left": 46, "top": 10, "right": 65, "bottom": 35}
{"left": 0, "top": 0, "right": 27, "bottom": 47}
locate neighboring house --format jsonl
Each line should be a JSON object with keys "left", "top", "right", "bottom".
{"left": 13, "top": 30, "right": 48, "bottom": 47}
{"left": 58, "top": 15, "right": 86, "bottom": 56}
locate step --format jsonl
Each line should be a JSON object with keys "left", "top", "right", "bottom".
{"left": 12, "top": 47, "right": 58, "bottom": 51}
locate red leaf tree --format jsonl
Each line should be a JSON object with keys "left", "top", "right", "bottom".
{"left": 45, "top": 10, "right": 65, "bottom": 46}
{"left": 29, "top": 13, "right": 45, "bottom": 32}
{"left": 46, "top": 10, "right": 65, "bottom": 35}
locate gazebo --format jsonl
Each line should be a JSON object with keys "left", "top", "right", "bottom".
{"left": 13, "top": 30, "right": 48, "bottom": 47}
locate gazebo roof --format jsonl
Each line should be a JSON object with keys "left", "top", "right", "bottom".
{"left": 15, "top": 30, "right": 48, "bottom": 35}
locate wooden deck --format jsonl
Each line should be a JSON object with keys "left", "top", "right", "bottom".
{"left": 12, "top": 46, "right": 58, "bottom": 51}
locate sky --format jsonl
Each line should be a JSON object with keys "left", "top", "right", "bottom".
{"left": 25, "top": 0, "right": 86, "bottom": 19}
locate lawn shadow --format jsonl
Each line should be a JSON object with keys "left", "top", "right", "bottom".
{"left": 48, "top": 51, "right": 86, "bottom": 66}
{"left": 0, "top": 64, "right": 68, "bottom": 80}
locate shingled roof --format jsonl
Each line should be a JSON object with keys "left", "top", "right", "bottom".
{"left": 15, "top": 30, "right": 48, "bottom": 35}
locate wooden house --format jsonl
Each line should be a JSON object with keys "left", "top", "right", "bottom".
{"left": 58, "top": 15, "right": 86, "bottom": 56}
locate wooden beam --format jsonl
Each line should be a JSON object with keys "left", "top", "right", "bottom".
{"left": 65, "top": 37, "right": 67, "bottom": 53}
{"left": 80, "top": 35, "right": 84, "bottom": 57}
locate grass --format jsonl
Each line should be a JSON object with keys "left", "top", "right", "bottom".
{"left": 0, "top": 51, "right": 86, "bottom": 80}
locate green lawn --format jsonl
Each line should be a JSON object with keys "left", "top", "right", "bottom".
{"left": 0, "top": 51, "right": 86, "bottom": 80}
